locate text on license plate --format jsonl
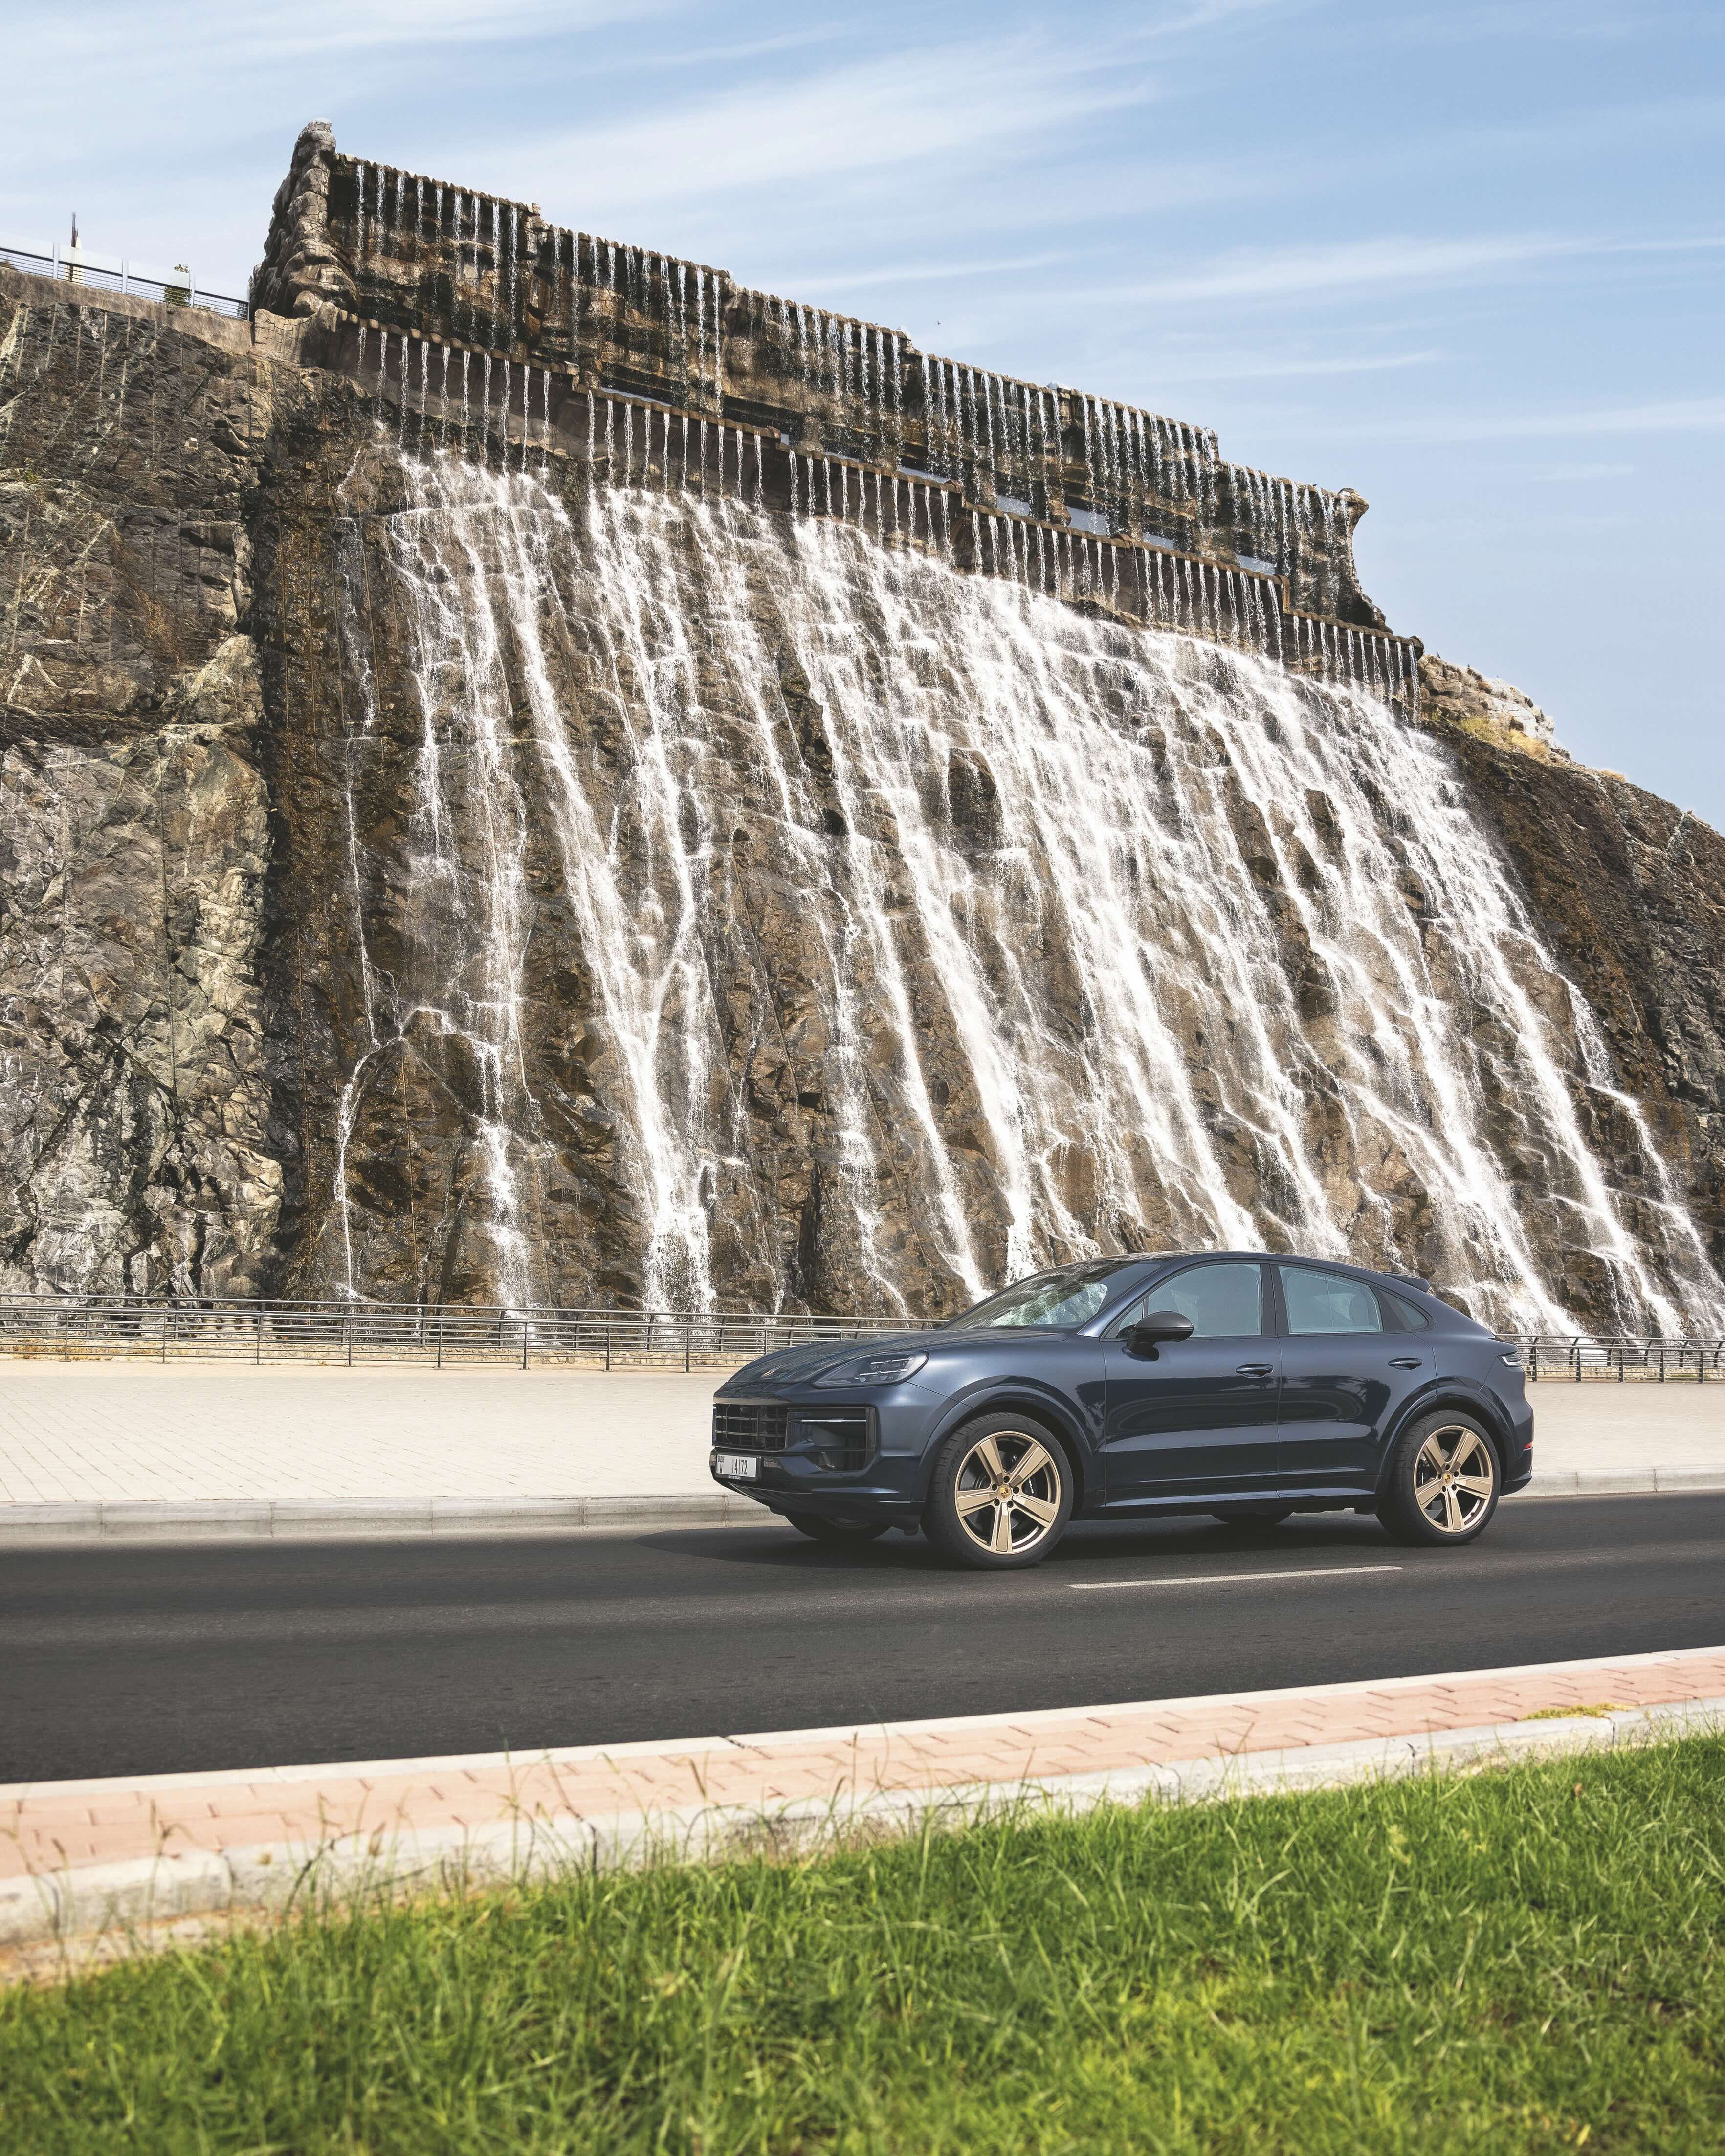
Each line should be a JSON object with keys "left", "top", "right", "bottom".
{"left": 715, "top": 1452, "right": 759, "bottom": 1480}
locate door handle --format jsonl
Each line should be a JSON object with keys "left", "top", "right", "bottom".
{"left": 1389, "top": 1358, "right": 1423, "bottom": 1369}
{"left": 1235, "top": 1363, "right": 1275, "bottom": 1377}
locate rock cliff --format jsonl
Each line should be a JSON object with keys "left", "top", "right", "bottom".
{"left": 2, "top": 144, "right": 1722, "bottom": 1331}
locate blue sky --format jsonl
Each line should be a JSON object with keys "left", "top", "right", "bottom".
{"left": 6, "top": 0, "right": 1722, "bottom": 826}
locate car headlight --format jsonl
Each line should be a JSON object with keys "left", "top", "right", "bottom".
{"left": 813, "top": 1351, "right": 929, "bottom": 1387}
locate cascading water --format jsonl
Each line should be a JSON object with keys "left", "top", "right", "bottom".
{"left": 325, "top": 429, "right": 1725, "bottom": 1332}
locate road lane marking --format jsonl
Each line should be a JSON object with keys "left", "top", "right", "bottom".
{"left": 1070, "top": 1564, "right": 1404, "bottom": 1592}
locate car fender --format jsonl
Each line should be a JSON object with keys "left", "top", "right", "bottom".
{"left": 920, "top": 1379, "right": 1099, "bottom": 1499}
{"left": 1372, "top": 1375, "right": 1516, "bottom": 1495}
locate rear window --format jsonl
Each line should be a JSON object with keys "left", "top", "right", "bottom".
{"left": 1280, "top": 1266, "right": 1383, "bottom": 1335}
{"left": 1382, "top": 1290, "right": 1432, "bottom": 1330}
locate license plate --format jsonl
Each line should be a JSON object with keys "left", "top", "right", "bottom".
{"left": 714, "top": 1452, "right": 759, "bottom": 1480}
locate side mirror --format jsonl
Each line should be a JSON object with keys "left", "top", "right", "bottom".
{"left": 1127, "top": 1309, "right": 1194, "bottom": 1359}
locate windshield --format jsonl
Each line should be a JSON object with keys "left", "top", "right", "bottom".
{"left": 944, "top": 1261, "right": 1150, "bottom": 1332}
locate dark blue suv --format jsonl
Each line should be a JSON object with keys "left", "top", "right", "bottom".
{"left": 710, "top": 1254, "right": 1533, "bottom": 1568}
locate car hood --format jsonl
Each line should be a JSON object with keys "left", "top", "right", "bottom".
{"left": 717, "top": 1330, "right": 938, "bottom": 1392}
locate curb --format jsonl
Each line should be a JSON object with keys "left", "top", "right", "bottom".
{"left": 0, "top": 1493, "right": 765, "bottom": 1543}
{"left": 1523, "top": 1466, "right": 1725, "bottom": 1497}
{"left": 2, "top": 1468, "right": 1724, "bottom": 1542}
{"left": 5, "top": 1695, "right": 1722, "bottom": 1956}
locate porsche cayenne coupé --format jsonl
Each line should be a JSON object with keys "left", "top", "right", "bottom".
{"left": 709, "top": 1253, "right": 1532, "bottom": 1568}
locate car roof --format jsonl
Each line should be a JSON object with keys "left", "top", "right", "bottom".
{"left": 1126, "top": 1250, "right": 1440, "bottom": 1298}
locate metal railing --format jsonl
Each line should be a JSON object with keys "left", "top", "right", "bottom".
{"left": 0, "top": 1292, "right": 934, "bottom": 1370}
{"left": 0, "top": 1297, "right": 1717, "bottom": 1379}
{"left": 1520, "top": 1336, "right": 1725, "bottom": 1383}
{"left": 0, "top": 237, "right": 248, "bottom": 320}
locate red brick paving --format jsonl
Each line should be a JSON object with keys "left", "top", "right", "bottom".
{"left": 5, "top": 1647, "right": 1722, "bottom": 1886}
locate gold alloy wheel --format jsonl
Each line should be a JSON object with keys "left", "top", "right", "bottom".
{"left": 952, "top": 1429, "right": 1064, "bottom": 1558}
{"left": 1413, "top": 1422, "right": 1496, "bottom": 1534}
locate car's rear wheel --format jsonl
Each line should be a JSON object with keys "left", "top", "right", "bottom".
{"left": 786, "top": 1514, "right": 890, "bottom": 1544}
{"left": 1378, "top": 1411, "right": 1500, "bottom": 1546}
{"left": 924, "top": 1414, "right": 1073, "bottom": 1570}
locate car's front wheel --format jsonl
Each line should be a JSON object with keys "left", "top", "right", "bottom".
{"left": 924, "top": 1414, "right": 1073, "bottom": 1569}
{"left": 1377, "top": 1411, "right": 1500, "bottom": 1546}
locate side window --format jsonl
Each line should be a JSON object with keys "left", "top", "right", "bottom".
{"left": 1124, "top": 1262, "right": 1264, "bottom": 1339}
{"left": 1280, "top": 1267, "right": 1383, "bottom": 1335}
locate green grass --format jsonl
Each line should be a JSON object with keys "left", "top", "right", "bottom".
{"left": 4, "top": 1740, "right": 1724, "bottom": 2154}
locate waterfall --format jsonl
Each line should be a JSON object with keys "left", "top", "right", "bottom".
{"left": 325, "top": 447, "right": 1725, "bottom": 1331}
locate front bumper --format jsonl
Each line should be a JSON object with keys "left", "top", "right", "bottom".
{"left": 709, "top": 1389, "right": 938, "bottom": 1523}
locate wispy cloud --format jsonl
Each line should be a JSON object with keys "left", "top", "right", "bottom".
{"left": 1294, "top": 398, "right": 1725, "bottom": 445}
{"left": 1152, "top": 348, "right": 1443, "bottom": 384}
{"left": 1076, "top": 231, "right": 1725, "bottom": 308}
{"left": 1525, "top": 461, "right": 1638, "bottom": 481}
{"left": 22, "top": 0, "right": 679, "bottom": 68}
{"left": 1370, "top": 0, "right": 1672, "bottom": 47}
{"left": 495, "top": 37, "right": 1157, "bottom": 223}
{"left": 790, "top": 253, "right": 1078, "bottom": 298}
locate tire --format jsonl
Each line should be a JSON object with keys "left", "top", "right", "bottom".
{"left": 785, "top": 1514, "right": 889, "bottom": 1544}
{"left": 923, "top": 1412, "right": 1074, "bottom": 1570}
{"left": 1377, "top": 1410, "right": 1501, "bottom": 1546}
{"left": 1209, "top": 1506, "right": 1294, "bottom": 1527}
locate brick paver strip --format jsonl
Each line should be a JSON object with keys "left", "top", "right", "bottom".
{"left": 5, "top": 1646, "right": 1723, "bottom": 1889}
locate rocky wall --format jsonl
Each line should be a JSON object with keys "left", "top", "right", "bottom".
{"left": 1417, "top": 655, "right": 1725, "bottom": 1283}
{"left": 4, "top": 239, "right": 1724, "bottom": 1327}
{"left": 0, "top": 270, "right": 302, "bottom": 1295}
{"left": 252, "top": 124, "right": 1387, "bottom": 633}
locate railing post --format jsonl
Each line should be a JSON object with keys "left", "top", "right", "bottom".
{"left": 685, "top": 1318, "right": 691, "bottom": 1374}
{"left": 522, "top": 1317, "right": 530, "bottom": 1370}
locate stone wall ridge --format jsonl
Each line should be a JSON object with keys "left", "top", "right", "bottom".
{"left": 329, "top": 149, "right": 542, "bottom": 220}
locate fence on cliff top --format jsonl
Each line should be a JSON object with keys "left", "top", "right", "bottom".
{"left": 0, "top": 1292, "right": 1719, "bottom": 1378}
{"left": 0, "top": 236, "right": 248, "bottom": 320}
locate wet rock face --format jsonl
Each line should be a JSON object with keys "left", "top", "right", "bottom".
{"left": 1419, "top": 664, "right": 1725, "bottom": 1288}
{"left": 3, "top": 259, "right": 1725, "bottom": 1330}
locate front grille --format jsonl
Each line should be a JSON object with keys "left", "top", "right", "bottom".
{"left": 800, "top": 1409, "right": 873, "bottom": 1474}
{"left": 712, "top": 1402, "right": 791, "bottom": 1452}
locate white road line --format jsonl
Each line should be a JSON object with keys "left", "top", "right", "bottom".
{"left": 1070, "top": 1564, "right": 1404, "bottom": 1592}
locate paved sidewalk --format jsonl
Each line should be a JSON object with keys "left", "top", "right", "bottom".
{"left": 4, "top": 1646, "right": 1722, "bottom": 1956}
{"left": 0, "top": 1361, "right": 1720, "bottom": 1539}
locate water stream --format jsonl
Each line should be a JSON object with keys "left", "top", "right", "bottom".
{"left": 328, "top": 447, "right": 1725, "bottom": 1332}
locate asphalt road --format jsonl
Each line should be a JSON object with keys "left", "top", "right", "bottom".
{"left": 4, "top": 1494, "right": 1724, "bottom": 1783}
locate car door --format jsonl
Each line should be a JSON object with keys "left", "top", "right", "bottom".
{"left": 1273, "top": 1265, "right": 1430, "bottom": 1492}
{"left": 1100, "top": 1260, "right": 1281, "bottom": 1504}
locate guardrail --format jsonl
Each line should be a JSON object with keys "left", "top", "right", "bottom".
{"left": 0, "top": 1297, "right": 1717, "bottom": 1377}
{"left": 0, "top": 1293, "right": 934, "bottom": 1369}
{"left": 1520, "top": 1336, "right": 1725, "bottom": 1383}
{"left": 0, "top": 237, "right": 248, "bottom": 320}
